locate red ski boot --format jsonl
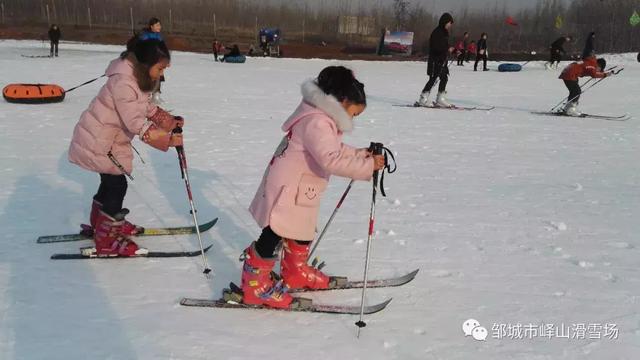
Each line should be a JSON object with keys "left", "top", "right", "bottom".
{"left": 93, "top": 210, "right": 148, "bottom": 257}
{"left": 240, "top": 242, "right": 293, "bottom": 309}
{"left": 83, "top": 201, "right": 143, "bottom": 236}
{"left": 280, "top": 239, "right": 330, "bottom": 290}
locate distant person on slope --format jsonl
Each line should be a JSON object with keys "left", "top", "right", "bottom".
{"left": 582, "top": 32, "right": 596, "bottom": 59}
{"left": 48, "top": 24, "right": 61, "bottom": 57}
{"left": 415, "top": 12, "right": 455, "bottom": 107}
{"left": 547, "top": 36, "right": 571, "bottom": 70}
{"left": 68, "top": 38, "right": 184, "bottom": 257}
{"left": 221, "top": 44, "right": 241, "bottom": 62}
{"left": 140, "top": 18, "right": 166, "bottom": 103}
{"left": 239, "top": 66, "right": 384, "bottom": 309}
{"left": 558, "top": 56, "right": 608, "bottom": 116}
{"left": 474, "top": 32, "right": 488, "bottom": 71}
{"left": 456, "top": 32, "right": 469, "bottom": 66}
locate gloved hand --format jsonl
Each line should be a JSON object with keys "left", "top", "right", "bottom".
{"left": 174, "top": 115, "right": 184, "bottom": 128}
{"left": 169, "top": 132, "right": 183, "bottom": 148}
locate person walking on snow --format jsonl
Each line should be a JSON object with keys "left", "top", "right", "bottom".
{"left": 456, "top": 32, "right": 469, "bottom": 66}
{"left": 48, "top": 24, "right": 61, "bottom": 57}
{"left": 582, "top": 32, "right": 596, "bottom": 59}
{"left": 415, "top": 12, "right": 455, "bottom": 107}
{"left": 466, "top": 40, "right": 476, "bottom": 62}
{"left": 474, "top": 32, "right": 489, "bottom": 71}
{"left": 212, "top": 39, "right": 224, "bottom": 61}
{"left": 68, "top": 38, "right": 184, "bottom": 257}
{"left": 139, "top": 18, "right": 166, "bottom": 104}
{"left": 558, "top": 56, "right": 608, "bottom": 116}
{"left": 240, "top": 66, "right": 385, "bottom": 309}
{"left": 547, "top": 36, "right": 571, "bottom": 70}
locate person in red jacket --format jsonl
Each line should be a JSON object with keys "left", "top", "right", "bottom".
{"left": 558, "top": 56, "right": 607, "bottom": 116}
{"left": 466, "top": 40, "right": 476, "bottom": 62}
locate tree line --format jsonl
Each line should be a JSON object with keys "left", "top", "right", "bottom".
{"left": 0, "top": 0, "right": 638, "bottom": 54}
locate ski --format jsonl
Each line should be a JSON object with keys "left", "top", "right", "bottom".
{"left": 37, "top": 218, "right": 218, "bottom": 243}
{"left": 395, "top": 104, "right": 495, "bottom": 111}
{"left": 290, "top": 269, "right": 419, "bottom": 293}
{"left": 531, "top": 111, "right": 629, "bottom": 121}
{"left": 21, "top": 54, "right": 52, "bottom": 58}
{"left": 51, "top": 244, "right": 213, "bottom": 260}
{"left": 180, "top": 297, "right": 392, "bottom": 315}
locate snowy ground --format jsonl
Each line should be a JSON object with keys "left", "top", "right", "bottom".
{"left": 0, "top": 40, "right": 639, "bottom": 359}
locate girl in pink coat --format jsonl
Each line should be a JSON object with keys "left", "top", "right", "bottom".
{"left": 68, "top": 38, "right": 184, "bottom": 257}
{"left": 241, "top": 66, "right": 385, "bottom": 308}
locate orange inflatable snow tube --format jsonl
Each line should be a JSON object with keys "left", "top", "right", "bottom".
{"left": 2, "top": 83, "right": 65, "bottom": 104}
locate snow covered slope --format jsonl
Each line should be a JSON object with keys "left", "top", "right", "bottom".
{"left": 1, "top": 40, "right": 639, "bottom": 359}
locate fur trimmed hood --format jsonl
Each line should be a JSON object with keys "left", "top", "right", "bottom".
{"left": 295, "top": 79, "right": 353, "bottom": 133}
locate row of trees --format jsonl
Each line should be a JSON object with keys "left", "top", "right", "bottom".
{"left": 1, "top": 0, "right": 639, "bottom": 54}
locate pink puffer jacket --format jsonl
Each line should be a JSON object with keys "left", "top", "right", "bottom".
{"left": 68, "top": 57, "right": 158, "bottom": 175}
{"left": 249, "top": 80, "right": 374, "bottom": 240}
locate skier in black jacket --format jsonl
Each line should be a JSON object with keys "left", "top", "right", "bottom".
{"left": 415, "top": 12, "right": 455, "bottom": 107}
{"left": 48, "top": 24, "right": 61, "bottom": 57}
{"left": 474, "top": 33, "right": 488, "bottom": 71}
{"left": 582, "top": 32, "right": 595, "bottom": 59}
{"left": 546, "top": 36, "right": 571, "bottom": 70}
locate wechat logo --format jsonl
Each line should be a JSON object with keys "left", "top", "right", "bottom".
{"left": 462, "top": 318, "right": 488, "bottom": 341}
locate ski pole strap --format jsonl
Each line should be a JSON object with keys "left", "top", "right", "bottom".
{"left": 107, "top": 151, "right": 134, "bottom": 181}
{"left": 368, "top": 142, "right": 397, "bottom": 197}
{"left": 65, "top": 74, "right": 107, "bottom": 93}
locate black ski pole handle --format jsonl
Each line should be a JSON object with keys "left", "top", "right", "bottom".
{"left": 369, "top": 142, "right": 384, "bottom": 187}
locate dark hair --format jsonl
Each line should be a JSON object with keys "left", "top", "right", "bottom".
{"left": 597, "top": 58, "right": 606, "bottom": 71}
{"left": 316, "top": 66, "right": 366, "bottom": 106}
{"left": 123, "top": 36, "right": 170, "bottom": 66}
{"left": 148, "top": 17, "right": 161, "bottom": 27}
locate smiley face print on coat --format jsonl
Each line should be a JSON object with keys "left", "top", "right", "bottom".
{"left": 304, "top": 186, "right": 318, "bottom": 200}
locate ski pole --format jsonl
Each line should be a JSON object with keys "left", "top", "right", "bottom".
{"left": 307, "top": 178, "right": 354, "bottom": 263}
{"left": 173, "top": 126, "right": 212, "bottom": 277}
{"left": 356, "top": 142, "right": 384, "bottom": 338}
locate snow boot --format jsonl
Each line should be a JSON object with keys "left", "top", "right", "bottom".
{"left": 435, "top": 92, "right": 453, "bottom": 108}
{"left": 240, "top": 242, "right": 293, "bottom": 309}
{"left": 88, "top": 201, "right": 142, "bottom": 236}
{"left": 93, "top": 210, "right": 148, "bottom": 257}
{"left": 414, "top": 91, "right": 430, "bottom": 107}
{"left": 280, "top": 239, "right": 330, "bottom": 290}
{"left": 563, "top": 101, "right": 582, "bottom": 117}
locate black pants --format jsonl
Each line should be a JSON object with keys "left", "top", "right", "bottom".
{"left": 457, "top": 51, "right": 466, "bottom": 65}
{"left": 474, "top": 53, "right": 487, "bottom": 70}
{"left": 254, "top": 226, "right": 311, "bottom": 258}
{"left": 563, "top": 80, "right": 581, "bottom": 104}
{"left": 421, "top": 71, "right": 448, "bottom": 94}
{"left": 213, "top": 51, "right": 218, "bottom": 61}
{"left": 549, "top": 50, "right": 562, "bottom": 65}
{"left": 50, "top": 41, "right": 58, "bottom": 56}
{"left": 93, "top": 174, "right": 127, "bottom": 217}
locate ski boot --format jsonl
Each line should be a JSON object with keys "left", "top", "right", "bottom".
{"left": 414, "top": 91, "right": 430, "bottom": 107}
{"left": 88, "top": 210, "right": 148, "bottom": 257}
{"left": 240, "top": 242, "right": 293, "bottom": 309}
{"left": 280, "top": 239, "right": 330, "bottom": 290}
{"left": 563, "top": 101, "right": 582, "bottom": 117}
{"left": 435, "top": 91, "right": 453, "bottom": 108}
{"left": 81, "top": 201, "right": 143, "bottom": 237}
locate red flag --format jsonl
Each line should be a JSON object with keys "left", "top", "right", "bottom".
{"left": 505, "top": 16, "right": 518, "bottom": 26}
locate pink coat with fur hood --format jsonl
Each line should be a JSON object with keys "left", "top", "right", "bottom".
{"left": 68, "top": 57, "right": 158, "bottom": 175}
{"left": 249, "top": 79, "right": 374, "bottom": 241}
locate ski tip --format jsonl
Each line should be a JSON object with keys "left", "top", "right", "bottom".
{"left": 367, "top": 298, "right": 393, "bottom": 314}
{"left": 202, "top": 244, "right": 214, "bottom": 253}
{"left": 407, "top": 268, "right": 420, "bottom": 279}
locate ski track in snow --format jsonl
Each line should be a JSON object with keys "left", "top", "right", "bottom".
{"left": 1, "top": 40, "right": 640, "bottom": 359}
